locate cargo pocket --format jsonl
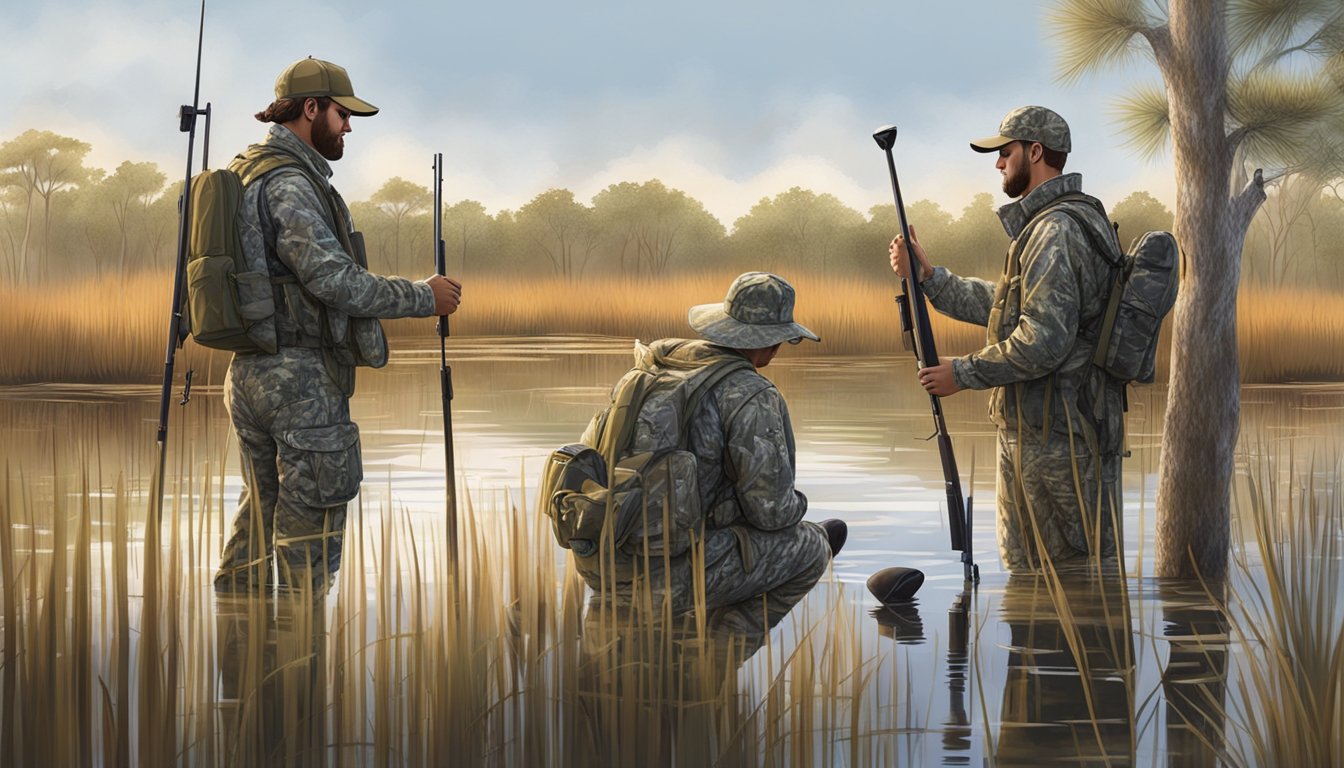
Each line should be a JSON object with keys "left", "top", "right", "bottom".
{"left": 276, "top": 422, "right": 363, "bottom": 508}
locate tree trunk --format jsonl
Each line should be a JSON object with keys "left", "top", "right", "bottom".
{"left": 1154, "top": 0, "right": 1263, "bottom": 579}
{"left": 19, "top": 188, "right": 34, "bottom": 282}
{"left": 40, "top": 192, "right": 53, "bottom": 282}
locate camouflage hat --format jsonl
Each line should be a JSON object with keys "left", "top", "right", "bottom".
{"left": 688, "top": 272, "right": 820, "bottom": 348}
{"left": 275, "top": 57, "right": 379, "bottom": 117}
{"left": 969, "top": 105, "right": 1070, "bottom": 154}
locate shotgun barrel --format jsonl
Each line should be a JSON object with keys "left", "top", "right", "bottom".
{"left": 873, "top": 125, "right": 978, "bottom": 585}
{"left": 433, "top": 153, "right": 458, "bottom": 562}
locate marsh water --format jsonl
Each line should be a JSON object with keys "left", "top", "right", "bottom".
{"left": 3, "top": 335, "right": 1342, "bottom": 765}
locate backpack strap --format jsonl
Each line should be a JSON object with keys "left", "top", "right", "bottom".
{"left": 595, "top": 370, "right": 652, "bottom": 462}
{"left": 594, "top": 355, "right": 755, "bottom": 463}
{"left": 1028, "top": 202, "right": 1128, "bottom": 362}
{"left": 677, "top": 358, "right": 755, "bottom": 450}
{"left": 245, "top": 157, "right": 358, "bottom": 387}
{"left": 235, "top": 150, "right": 355, "bottom": 258}
{"left": 1004, "top": 194, "right": 1121, "bottom": 445}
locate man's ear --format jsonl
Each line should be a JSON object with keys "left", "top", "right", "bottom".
{"left": 1029, "top": 142, "right": 1044, "bottom": 164}
{"left": 303, "top": 98, "right": 320, "bottom": 120}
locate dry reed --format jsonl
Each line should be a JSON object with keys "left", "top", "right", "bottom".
{"left": 2, "top": 272, "right": 1342, "bottom": 384}
{"left": 2, "top": 426, "right": 1341, "bottom": 764}
{"left": 0, "top": 450, "right": 892, "bottom": 765}
{"left": 1218, "top": 450, "right": 1344, "bottom": 766}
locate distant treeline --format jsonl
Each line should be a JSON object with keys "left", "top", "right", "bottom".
{"left": 3, "top": 128, "right": 1344, "bottom": 290}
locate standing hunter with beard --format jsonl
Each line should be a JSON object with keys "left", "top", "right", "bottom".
{"left": 889, "top": 106, "right": 1125, "bottom": 572}
{"left": 214, "top": 57, "right": 462, "bottom": 596}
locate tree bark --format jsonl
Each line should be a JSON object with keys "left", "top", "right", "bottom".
{"left": 1154, "top": 0, "right": 1263, "bottom": 579}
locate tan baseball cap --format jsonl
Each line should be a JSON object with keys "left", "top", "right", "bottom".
{"left": 275, "top": 57, "right": 379, "bottom": 116}
{"left": 970, "top": 105, "right": 1070, "bottom": 153}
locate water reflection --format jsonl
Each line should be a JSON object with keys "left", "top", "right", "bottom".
{"left": 0, "top": 338, "right": 1336, "bottom": 764}
{"left": 1159, "top": 579, "right": 1229, "bottom": 768}
{"left": 574, "top": 598, "right": 755, "bottom": 767}
{"left": 871, "top": 600, "right": 926, "bottom": 645}
{"left": 215, "top": 594, "right": 328, "bottom": 767}
{"left": 993, "top": 568, "right": 1136, "bottom": 767}
{"left": 943, "top": 591, "right": 973, "bottom": 763}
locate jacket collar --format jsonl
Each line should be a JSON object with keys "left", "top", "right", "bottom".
{"left": 264, "top": 124, "right": 334, "bottom": 181}
{"left": 997, "top": 172, "right": 1083, "bottom": 239}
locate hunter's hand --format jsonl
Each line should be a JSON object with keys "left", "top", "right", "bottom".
{"left": 889, "top": 225, "right": 933, "bottom": 282}
{"left": 917, "top": 363, "right": 960, "bottom": 397}
{"left": 428, "top": 274, "right": 462, "bottom": 315}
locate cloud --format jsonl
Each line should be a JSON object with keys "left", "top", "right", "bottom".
{"left": 1, "top": 0, "right": 1177, "bottom": 230}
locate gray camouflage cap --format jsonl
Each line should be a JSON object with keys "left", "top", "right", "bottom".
{"left": 970, "top": 105, "right": 1071, "bottom": 154}
{"left": 688, "top": 272, "right": 820, "bottom": 348}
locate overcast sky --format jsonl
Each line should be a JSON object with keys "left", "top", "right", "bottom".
{"left": 3, "top": 0, "right": 1176, "bottom": 226}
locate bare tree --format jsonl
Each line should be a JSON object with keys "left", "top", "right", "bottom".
{"left": 369, "top": 177, "right": 431, "bottom": 276}
{"left": 729, "top": 187, "right": 864, "bottom": 276}
{"left": 0, "top": 183, "right": 24, "bottom": 283}
{"left": 1052, "top": 0, "right": 1344, "bottom": 578}
{"left": 442, "top": 199, "right": 491, "bottom": 277}
{"left": 0, "top": 130, "right": 94, "bottom": 281}
{"left": 592, "top": 180, "right": 724, "bottom": 277}
{"left": 100, "top": 161, "right": 167, "bottom": 274}
{"left": 516, "top": 189, "right": 599, "bottom": 278}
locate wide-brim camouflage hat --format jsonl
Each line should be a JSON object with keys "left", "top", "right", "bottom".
{"left": 276, "top": 57, "right": 379, "bottom": 116}
{"left": 688, "top": 272, "right": 820, "bottom": 348}
{"left": 970, "top": 105, "right": 1070, "bottom": 153}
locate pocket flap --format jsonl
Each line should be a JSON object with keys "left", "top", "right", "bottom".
{"left": 280, "top": 422, "right": 360, "bottom": 452}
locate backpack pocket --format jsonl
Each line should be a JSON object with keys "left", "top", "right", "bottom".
{"left": 1097, "top": 300, "right": 1160, "bottom": 382}
{"left": 541, "top": 446, "right": 702, "bottom": 564}
{"left": 276, "top": 422, "right": 363, "bottom": 508}
{"left": 606, "top": 449, "right": 702, "bottom": 561}
{"left": 187, "top": 254, "right": 245, "bottom": 347}
{"left": 541, "top": 444, "right": 610, "bottom": 554}
{"left": 1093, "top": 231, "right": 1179, "bottom": 383}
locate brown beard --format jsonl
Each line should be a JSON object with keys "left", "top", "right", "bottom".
{"left": 1002, "top": 156, "right": 1030, "bottom": 198}
{"left": 312, "top": 109, "right": 344, "bottom": 161}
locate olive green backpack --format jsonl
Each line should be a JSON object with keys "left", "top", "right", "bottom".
{"left": 539, "top": 353, "right": 754, "bottom": 578}
{"left": 183, "top": 154, "right": 299, "bottom": 353}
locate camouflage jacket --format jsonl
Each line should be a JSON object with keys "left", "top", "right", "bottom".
{"left": 232, "top": 125, "right": 435, "bottom": 388}
{"left": 581, "top": 338, "right": 809, "bottom": 532}
{"left": 923, "top": 173, "right": 1123, "bottom": 451}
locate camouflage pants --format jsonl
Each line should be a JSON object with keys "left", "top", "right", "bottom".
{"left": 215, "top": 347, "right": 362, "bottom": 596}
{"left": 585, "top": 521, "right": 831, "bottom": 645}
{"left": 996, "top": 427, "right": 1119, "bottom": 571}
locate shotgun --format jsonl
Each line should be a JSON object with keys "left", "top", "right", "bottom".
{"left": 152, "top": 0, "right": 210, "bottom": 521}
{"left": 873, "top": 125, "right": 979, "bottom": 585}
{"left": 433, "top": 153, "right": 459, "bottom": 563}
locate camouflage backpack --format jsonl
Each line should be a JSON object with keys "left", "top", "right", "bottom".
{"left": 183, "top": 154, "right": 300, "bottom": 353}
{"left": 1021, "top": 194, "right": 1180, "bottom": 384}
{"left": 539, "top": 346, "right": 754, "bottom": 575}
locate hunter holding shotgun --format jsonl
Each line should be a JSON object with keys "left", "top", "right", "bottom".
{"left": 213, "top": 58, "right": 462, "bottom": 595}
{"left": 889, "top": 106, "right": 1124, "bottom": 572}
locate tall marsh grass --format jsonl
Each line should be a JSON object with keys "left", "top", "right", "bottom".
{"left": 1219, "top": 451, "right": 1344, "bottom": 766}
{"left": 3, "top": 272, "right": 1343, "bottom": 383}
{"left": 2, "top": 435, "right": 1342, "bottom": 764}
{"left": 0, "top": 449, "right": 899, "bottom": 766}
